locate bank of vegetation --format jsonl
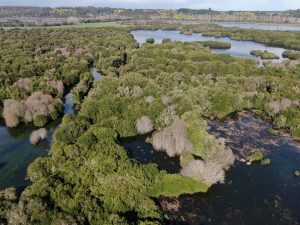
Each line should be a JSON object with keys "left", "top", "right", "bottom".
{"left": 200, "top": 41, "right": 231, "bottom": 49}
{"left": 1, "top": 26, "right": 300, "bottom": 224}
{"left": 282, "top": 50, "right": 300, "bottom": 60}
{"left": 250, "top": 50, "right": 279, "bottom": 59}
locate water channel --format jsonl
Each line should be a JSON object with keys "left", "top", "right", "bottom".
{"left": 0, "top": 67, "right": 101, "bottom": 190}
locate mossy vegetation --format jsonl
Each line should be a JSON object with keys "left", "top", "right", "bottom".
{"left": 261, "top": 159, "right": 271, "bottom": 166}
{"left": 200, "top": 41, "right": 231, "bottom": 49}
{"left": 248, "top": 151, "right": 264, "bottom": 162}
{"left": 250, "top": 50, "right": 279, "bottom": 59}
{"left": 282, "top": 50, "right": 300, "bottom": 60}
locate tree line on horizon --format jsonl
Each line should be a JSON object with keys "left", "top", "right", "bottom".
{"left": 1, "top": 6, "right": 300, "bottom": 24}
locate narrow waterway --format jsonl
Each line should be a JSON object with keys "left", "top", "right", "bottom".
{"left": 122, "top": 135, "right": 181, "bottom": 173}
{"left": 0, "top": 67, "right": 101, "bottom": 190}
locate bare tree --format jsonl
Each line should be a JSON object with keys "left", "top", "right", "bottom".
{"left": 181, "top": 160, "right": 225, "bottom": 185}
{"left": 213, "top": 148, "right": 235, "bottom": 171}
{"left": 2, "top": 100, "right": 25, "bottom": 127}
{"left": 30, "top": 128, "right": 47, "bottom": 145}
{"left": 136, "top": 116, "right": 154, "bottom": 134}
{"left": 152, "top": 118, "right": 193, "bottom": 157}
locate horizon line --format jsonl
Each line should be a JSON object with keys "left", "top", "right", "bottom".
{"left": 0, "top": 5, "right": 298, "bottom": 12}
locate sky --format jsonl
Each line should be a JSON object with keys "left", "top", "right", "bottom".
{"left": 0, "top": 0, "right": 299, "bottom": 11}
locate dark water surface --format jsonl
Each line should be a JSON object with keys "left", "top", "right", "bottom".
{"left": 122, "top": 135, "right": 181, "bottom": 173}
{"left": 123, "top": 114, "right": 300, "bottom": 225}
{"left": 0, "top": 119, "right": 57, "bottom": 190}
{"left": 0, "top": 67, "right": 101, "bottom": 190}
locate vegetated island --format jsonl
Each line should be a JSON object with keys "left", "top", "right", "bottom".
{"left": 250, "top": 50, "right": 280, "bottom": 59}
{"left": 200, "top": 41, "right": 231, "bottom": 49}
{"left": 282, "top": 50, "right": 300, "bottom": 60}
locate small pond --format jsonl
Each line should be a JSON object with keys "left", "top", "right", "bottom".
{"left": 0, "top": 67, "right": 101, "bottom": 190}
{"left": 131, "top": 30, "right": 287, "bottom": 64}
{"left": 122, "top": 113, "right": 300, "bottom": 224}
{"left": 121, "top": 134, "right": 181, "bottom": 173}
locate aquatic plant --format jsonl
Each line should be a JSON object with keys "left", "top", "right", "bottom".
{"left": 248, "top": 151, "right": 264, "bottom": 162}
{"left": 261, "top": 159, "right": 271, "bottom": 166}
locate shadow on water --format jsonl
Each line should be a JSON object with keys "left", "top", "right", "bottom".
{"left": 160, "top": 113, "right": 300, "bottom": 225}
{"left": 0, "top": 162, "right": 7, "bottom": 170}
{"left": 121, "top": 134, "right": 181, "bottom": 173}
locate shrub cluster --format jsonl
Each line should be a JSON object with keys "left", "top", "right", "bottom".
{"left": 3, "top": 92, "right": 63, "bottom": 127}
{"left": 250, "top": 50, "right": 279, "bottom": 59}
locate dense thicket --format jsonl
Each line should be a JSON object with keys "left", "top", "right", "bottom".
{"left": 0, "top": 28, "right": 136, "bottom": 127}
{"left": 1, "top": 26, "right": 300, "bottom": 224}
{"left": 282, "top": 50, "right": 300, "bottom": 60}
